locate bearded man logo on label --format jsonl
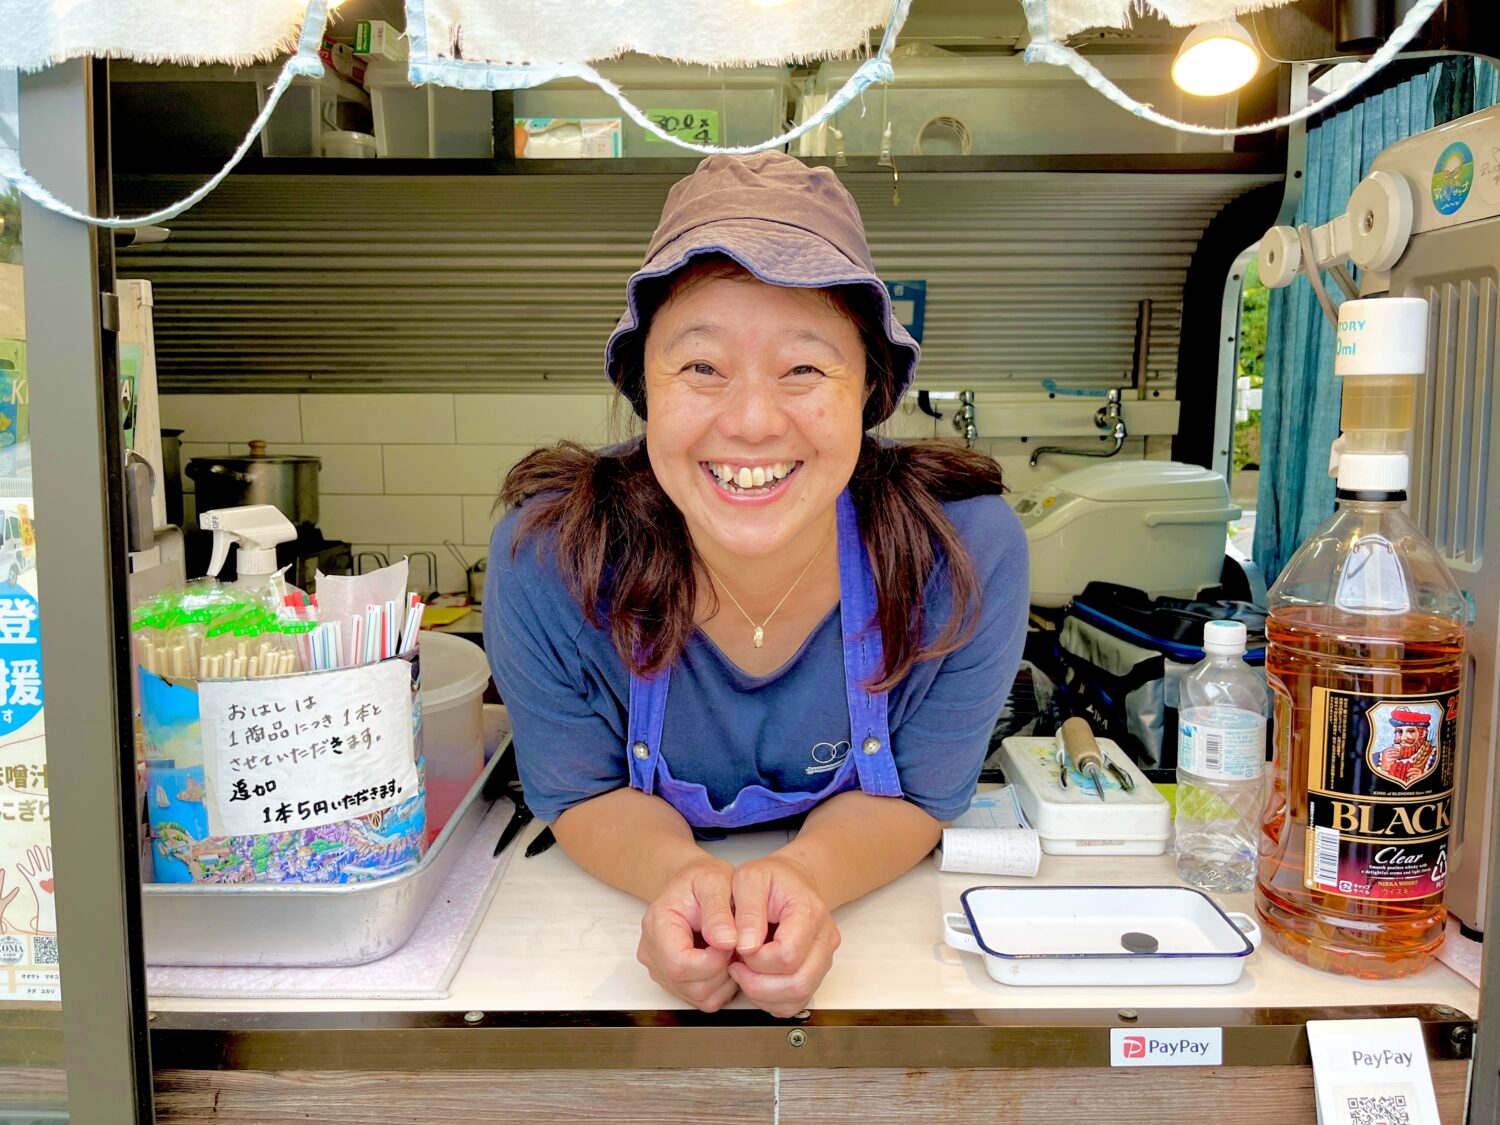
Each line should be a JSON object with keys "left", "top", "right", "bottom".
{"left": 1368, "top": 705, "right": 1440, "bottom": 788}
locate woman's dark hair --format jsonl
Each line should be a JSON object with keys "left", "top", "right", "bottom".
{"left": 500, "top": 257, "right": 1005, "bottom": 691}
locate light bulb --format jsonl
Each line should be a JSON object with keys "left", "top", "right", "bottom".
{"left": 1171, "top": 19, "right": 1260, "bottom": 98}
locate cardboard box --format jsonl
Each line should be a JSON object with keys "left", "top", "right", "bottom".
{"left": 355, "top": 20, "right": 408, "bottom": 62}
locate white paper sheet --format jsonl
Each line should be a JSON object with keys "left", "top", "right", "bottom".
{"left": 937, "top": 828, "right": 1041, "bottom": 877}
{"left": 200, "top": 661, "right": 417, "bottom": 836}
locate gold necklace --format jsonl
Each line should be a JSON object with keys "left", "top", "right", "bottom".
{"left": 699, "top": 532, "right": 833, "bottom": 649}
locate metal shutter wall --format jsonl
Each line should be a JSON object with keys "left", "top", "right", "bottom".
{"left": 115, "top": 172, "right": 1276, "bottom": 394}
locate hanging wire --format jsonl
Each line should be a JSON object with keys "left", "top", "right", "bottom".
{"left": 1020, "top": 0, "right": 1443, "bottom": 137}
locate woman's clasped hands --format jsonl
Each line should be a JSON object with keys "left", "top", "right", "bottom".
{"left": 637, "top": 853, "right": 840, "bottom": 1017}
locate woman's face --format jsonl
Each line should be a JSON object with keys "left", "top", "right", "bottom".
{"left": 643, "top": 273, "right": 866, "bottom": 562}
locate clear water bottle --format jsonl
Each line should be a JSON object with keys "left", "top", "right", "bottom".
{"left": 1175, "top": 620, "right": 1267, "bottom": 892}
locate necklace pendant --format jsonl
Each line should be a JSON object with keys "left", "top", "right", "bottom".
{"left": 753, "top": 625, "right": 765, "bottom": 649}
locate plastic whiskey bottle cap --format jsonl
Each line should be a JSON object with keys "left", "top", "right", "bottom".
{"left": 1336, "top": 451, "right": 1409, "bottom": 496}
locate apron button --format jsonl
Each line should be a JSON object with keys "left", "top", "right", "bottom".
{"left": 631, "top": 741, "right": 651, "bottom": 760}
{"left": 861, "top": 737, "right": 881, "bottom": 756}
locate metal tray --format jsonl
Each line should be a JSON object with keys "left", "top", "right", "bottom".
{"left": 142, "top": 748, "right": 507, "bottom": 967}
{"left": 943, "top": 884, "right": 1261, "bottom": 987}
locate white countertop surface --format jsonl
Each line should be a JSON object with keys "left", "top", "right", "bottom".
{"left": 151, "top": 819, "right": 1480, "bottom": 1018}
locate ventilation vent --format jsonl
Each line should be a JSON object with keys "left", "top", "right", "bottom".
{"left": 1412, "top": 278, "right": 1497, "bottom": 567}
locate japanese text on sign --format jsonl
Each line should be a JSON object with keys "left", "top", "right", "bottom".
{"left": 0, "top": 590, "right": 42, "bottom": 738}
{"left": 200, "top": 661, "right": 417, "bottom": 836}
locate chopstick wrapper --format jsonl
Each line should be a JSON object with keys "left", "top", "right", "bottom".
{"left": 938, "top": 828, "right": 1041, "bottom": 877}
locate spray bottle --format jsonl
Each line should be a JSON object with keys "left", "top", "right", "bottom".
{"left": 200, "top": 504, "right": 297, "bottom": 590}
{"left": 1255, "top": 297, "right": 1469, "bottom": 978}
{"left": 197, "top": 505, "right": 304, "bottom": 678}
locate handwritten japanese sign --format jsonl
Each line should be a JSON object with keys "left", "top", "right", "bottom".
{"left": 644, "top": 109, "right": 720, "bottom": 146}
{"left": 200, "top": 661, "right": 417, "bottom": 836}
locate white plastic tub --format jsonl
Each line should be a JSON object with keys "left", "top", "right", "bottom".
{"left": 943, "top": 885, "right": 1260, "bottom": 987}
{"left": 796, "top": 55, "right": 1233, "bottom": 157}
{"left": 418, "top": 631, "right": 491, "bottom": 839}
{"left": 514, "top": 61, "right": 795, "bottom": 156}
{"left": 365, "top": 62, "right": 494, "bottom": 157}
{"left": 254, "top": 67, "right": 371, "bottom": 157}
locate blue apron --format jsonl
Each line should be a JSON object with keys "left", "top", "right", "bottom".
{"left": 625, "top": 490, "right": 903, "bottom": 829}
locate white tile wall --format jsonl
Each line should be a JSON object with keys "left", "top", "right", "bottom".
{"left": 462, "top": 496, "right": 501, "bottom": 546}
{"left": 381, "top": 444, "right": 529, "bottom": 496}
{"left": 161, "top": 395, "right": 301, "bottom": 443}
{"left": 300, "top": 394, "right": 456, "bottom": 444}
{"left": 453, "top": 392, "right": 617, "bottom": 446}
{"left": 160, "top": 393, "right": 601, "bottom": 597}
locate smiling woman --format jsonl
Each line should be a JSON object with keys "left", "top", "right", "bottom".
{"left": 484, "top": 152, "right": 1029, "bottom": 1018}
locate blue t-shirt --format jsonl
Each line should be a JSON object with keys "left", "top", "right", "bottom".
{"left": 484, "top": 492, "right": 1028, "bottom": 824}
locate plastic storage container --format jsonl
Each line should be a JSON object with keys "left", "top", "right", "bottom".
{"left": 364, "top": 62, "right": 494, "bottom": 157}
{"left": 417, "top": 631, "right": 491, "bottom": 840}
{"left": 998, "top": 736, "right": 1171, "bottom": 855}
{"left": 1010, "top": 461, "right": 1240, "bottom": 609}
{"left": 513, "top": 61, "right": 796, "bottom": 156}
{"left": 254, "top": 67, "right": 372, "bottom": 157}
{"left": 796, "top": 54, "right": 1233, "bottom": 157}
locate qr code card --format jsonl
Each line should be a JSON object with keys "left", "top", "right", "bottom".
{"left": 1330, "top": 1083, "right": 1422, "bottom": 1125}
{"left": 1308, "top": 1020, "right": 1439, "bottom": 1125}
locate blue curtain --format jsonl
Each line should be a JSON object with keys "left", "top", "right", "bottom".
{"left": 1253, "top": 58, "right": 1500, "bottom": 584}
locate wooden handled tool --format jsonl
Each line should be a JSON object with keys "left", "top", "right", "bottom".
{"left": 1060, "top": 717, "right": 1108, "bottom": 802}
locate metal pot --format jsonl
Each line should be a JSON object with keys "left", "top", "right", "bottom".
{"left": 185, "top": 440, "right": 321, "bottom": 526}
{"left": 160, "top": 427, "right": 185, "bottom": 528}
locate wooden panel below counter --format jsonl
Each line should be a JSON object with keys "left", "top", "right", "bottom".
{"left": 145, "top": 1063, "right": 1468, "bottom": 1123}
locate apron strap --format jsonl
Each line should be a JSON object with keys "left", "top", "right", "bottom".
{"left": 626, "top": 663, "right": 670, "bottom": 796}
{"left": 836, "top": 490, "right": 902, "bottom": 798}
{"left": 625, "top": 489, "right": 901, "bottom": 805}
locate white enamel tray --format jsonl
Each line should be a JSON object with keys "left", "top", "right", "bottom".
{"left": 943, "top": 884, "right": 1261, "bottom": 987}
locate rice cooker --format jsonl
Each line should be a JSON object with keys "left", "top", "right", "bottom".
{"left": 1010, "top": 461, "right": 1240, "bottom": 608}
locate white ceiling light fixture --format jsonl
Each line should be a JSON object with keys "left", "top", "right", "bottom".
{"left": 1171, "top": 19, "right": 1260, "bottom": 97}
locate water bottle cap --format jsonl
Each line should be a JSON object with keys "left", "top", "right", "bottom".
{"left": 1203, "top": 620, "right": 1247, "bottom": 653}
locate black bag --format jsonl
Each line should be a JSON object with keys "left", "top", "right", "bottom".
{"left": 1057, "top": 583, "right": 1265, "bottom": 771}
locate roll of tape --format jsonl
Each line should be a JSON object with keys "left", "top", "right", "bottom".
{"left": 1258, "top": 226, "right": 1301, "bottom": 289}
{"left": 1347, "top": 170, "right": 1415, "bottom": 274}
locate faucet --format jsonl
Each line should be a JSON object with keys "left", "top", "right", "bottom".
{"left": 1029, "top": 388, "right": 1128, "bottom": 468}
{"left": 915, "top": 388, "right": 979, "bottom": 448}
{"left": 952, "top": 390, "right": 978, "bottom": 446}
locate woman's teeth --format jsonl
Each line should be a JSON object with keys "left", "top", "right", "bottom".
{"left": 706, "top": 461, "right": 797, "bottom": 493}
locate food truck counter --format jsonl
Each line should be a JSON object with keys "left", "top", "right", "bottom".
{"left": 139, "top": 817, "right": 1476, "bottom": 1122}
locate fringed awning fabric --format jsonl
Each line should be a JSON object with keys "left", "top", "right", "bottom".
{"left": 1043, "top": 0, "right": 1297, "bottom": 39}
{"left": 0, "top": 0, "right": 1450, "bottom": 227}
{"left": 415, "top": 0, "right": 893, "bottom": 69}
{"left": 0, "top": 0, "right": 309, "bottom": 72}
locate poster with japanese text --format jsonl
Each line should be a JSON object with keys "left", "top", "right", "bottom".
{"left": 0, "top": 493, "right": 56, "bottom": 1001}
